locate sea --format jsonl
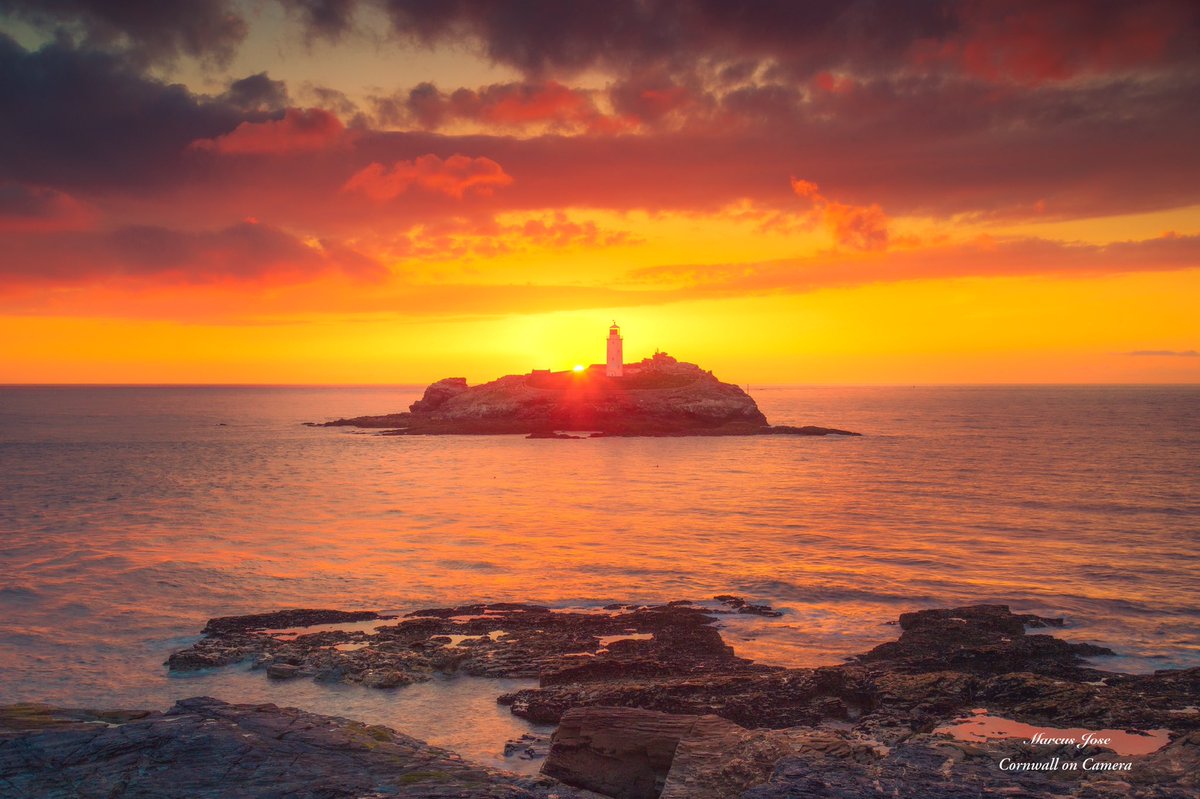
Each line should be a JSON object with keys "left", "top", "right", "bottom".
{"left": 1, "top": 385, "right": 1197, "bottom": 770}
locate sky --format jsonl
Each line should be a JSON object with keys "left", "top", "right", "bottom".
{"left": 1, "top": 0, "right": 1198, "bottom": 384}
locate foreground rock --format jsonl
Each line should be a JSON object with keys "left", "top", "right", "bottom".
{"left": 168, "top": 601, "right": 771, "bottom": 687}
{"left": 311, "top": 353, "right": 860, "bottom": 437}
{"left": 0, "top": 697, "right": 590, "bottom": 798}
{"left": 159, "top": 601, "right": 1199, "bottom": 798}
{"left": 547, "top": 706, "right": 1198, "bottom": 799}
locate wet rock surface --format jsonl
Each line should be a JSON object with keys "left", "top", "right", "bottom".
{"left": 310, "top": 354, "right": 860, "bottom": 437}
{"left": 12, "top": 600, "right": 1198, "bottom": 797}
{"left": 504, "top": 732, "right": 553, "bottom": 762}
{"left": 167, "top": 600, "right": 767, "bottom": 688}
{"left": 167, "top": 601, "right": 770, "bottom": 689}
{"left": 0, "top": 697, "right": 591, "bottom": 798}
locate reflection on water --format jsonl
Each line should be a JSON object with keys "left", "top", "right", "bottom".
{"left": 168, "top": 665, "right": 550, "bottom": 773}
{"left": 1, "top": 385, "right": 1197, "bottom": 764}
{"left": 935, "top": 709, "right": 1170, "bottom": 757}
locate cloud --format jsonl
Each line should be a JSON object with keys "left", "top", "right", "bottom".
{"left": 379, "top": 0, "right": 1200, "bottom": 82}
{"left": 629, "top": 233, "right": 1200, "bottom": 295}
{"left": 1126, "top": 350, "right": 1199, "bottom": 357}
{"left": 222, "top": 72, "right": 290, "bottom": 113}
{"left": 0, "top": 0, "right": 248, "bottom": 65}
{"left": 14, "top": 1, "right": 1192, "bottom": 95}
{"left": 0, "top": 183, "right": 94, "bottom": 232}
{"left": 607, "top": 71, "right": 704, "bottom": 128}
{"left": 190, "top": 108, "right": 346, "bottom": 154}
{"left": 357, "top": 211, "right": 639, "bottom": 263}
{"left": 342, "top": 154, "right": 514, "bottom": 200}
{"left": 912, "top": 0, "right": 1200, "bottom": 85}
{"left": 380, "top": 0, "right": 955, "bottom": 80}
{"left": 5, "top": 27, "right": 1199, "bottom": 229}
{"left": 0, "top": 36, "right": 274, "bottom": 189}
{"left": 280, "top": 0, "right": 360, "bottom": 43}
{"left": 790, "top": 178, "right": 889, "bottom": 251}
{"left": 0, "top": 220, "right": 387, "bottom": 286}
{"left": 374, "top": 80, "right": 632, "bottom": 134}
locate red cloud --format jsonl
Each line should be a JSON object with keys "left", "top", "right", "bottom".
{"left": 481, "top": 81, "right": 591, "bottom": 126}
{"left": 791, "top": 178, "right": 889, "bottom": 252}
{"left": 912, "top": 0, "right": 1193, "bottom": 84}
{"left": 0, "top": 220, "right": 386, "bottom": 288}
{"left": 393, "top": 81, "right": 634, "bottom": 135}
{"left": 608, "top": 73, "right": 698, "bottom": 127}
{"left": 342, "top": 154, "right": 514, "bottom": 201}
{"left": 190, "top": 108, "right": 345, "bottom": 154}
{"left": 0, "top": 183, "right": 95, "bottom": 232}
{"left": 811, "top": 72, "right": 857, "bottom": 95}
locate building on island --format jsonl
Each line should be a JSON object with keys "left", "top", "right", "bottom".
{"left": 606, "top": 322, "right": 623, "bottom": 377}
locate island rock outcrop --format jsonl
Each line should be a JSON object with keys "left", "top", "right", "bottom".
{"left": 315, "top": 353, "right": 860, "bottom": 437}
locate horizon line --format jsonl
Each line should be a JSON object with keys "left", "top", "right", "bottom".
{"left": 2, "top": 382, "right": 1198, "bottom": 389}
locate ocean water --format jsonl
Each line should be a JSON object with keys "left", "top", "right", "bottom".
{"left": 1, "top": 384, "right": 1198, "bottom": 768}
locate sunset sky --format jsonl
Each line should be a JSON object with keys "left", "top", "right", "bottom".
{"left": 2, "top": 0, "right": 1198, "bottom": 384}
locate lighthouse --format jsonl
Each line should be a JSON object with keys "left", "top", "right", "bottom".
{"left": 606, "top": 322, "right": 623, "bottom": 377}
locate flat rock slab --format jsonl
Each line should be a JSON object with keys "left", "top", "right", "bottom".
{"left": 0, "top": 697, "right": 592, "bottom": 799}
{"left": 543, "top": 706, "right": 739, "bottom": 799}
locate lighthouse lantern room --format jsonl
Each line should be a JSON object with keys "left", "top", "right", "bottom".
{"left": 606, "top": 322, "right": 623, "bottom": 377}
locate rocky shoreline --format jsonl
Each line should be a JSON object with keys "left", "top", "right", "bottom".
{"left": 3, "top": 600, "right": 1196, "bottom": 797}
{"left": 310, "top": 354, "right": 861, "bottom": 437}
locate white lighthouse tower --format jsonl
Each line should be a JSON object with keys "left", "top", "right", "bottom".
{"left": 606, "top": 322, "right": 623, "bottom": 377}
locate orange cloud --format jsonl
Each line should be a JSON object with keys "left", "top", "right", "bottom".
{"left": 342, "top": 154, "right": 514, "bottom": 201}
{"left": 629, "top": 233, "right": 1200, "bottom": 295}
{"left": 190, "top": 108, "right": 345, "bottom": 154}
{"left": 790, "top": 178, "right": 889, "bottom": 251}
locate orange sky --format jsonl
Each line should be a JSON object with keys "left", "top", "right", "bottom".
{"left": 1, "top": 1, "right": 1198, "bottom": 384}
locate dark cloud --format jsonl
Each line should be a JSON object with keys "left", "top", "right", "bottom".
{"left": 280, "top": 0, "right": 359, "bottom": 42}
{"left": 0, "top": 182, "right": 70, "bottom": 218}
{"left": 0, "top": 0, "right": 247, "bottom": 65}
{"left": 9, "top": 0, "right": 1195, "bottom": 85}
{"left": 379, "top": 0, "right": 955, "bottom": 80}
{"left": 0, "top": 35, "right": 276, "bottom": 189}
{"left": 377, "top": 0, "right": 1200, "bottom": 83}
{"left": 223, "top": 72, "right": 290, "bottom": 113}
{"left": 0, "top": 182, "right": 92, "bottom": 231}
{"left": 302, "top": 84, "right": 362, "bottom": 119}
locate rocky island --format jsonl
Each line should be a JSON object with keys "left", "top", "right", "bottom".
{"left": 314, "top": 350, "right": 859, "bottom": 438}
{"left": 4, "top": 600, "right": 1196, "bottom": 798}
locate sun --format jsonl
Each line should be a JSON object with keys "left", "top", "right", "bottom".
{"left": 573, "top": 364, "right": 585, "bottom": 372}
